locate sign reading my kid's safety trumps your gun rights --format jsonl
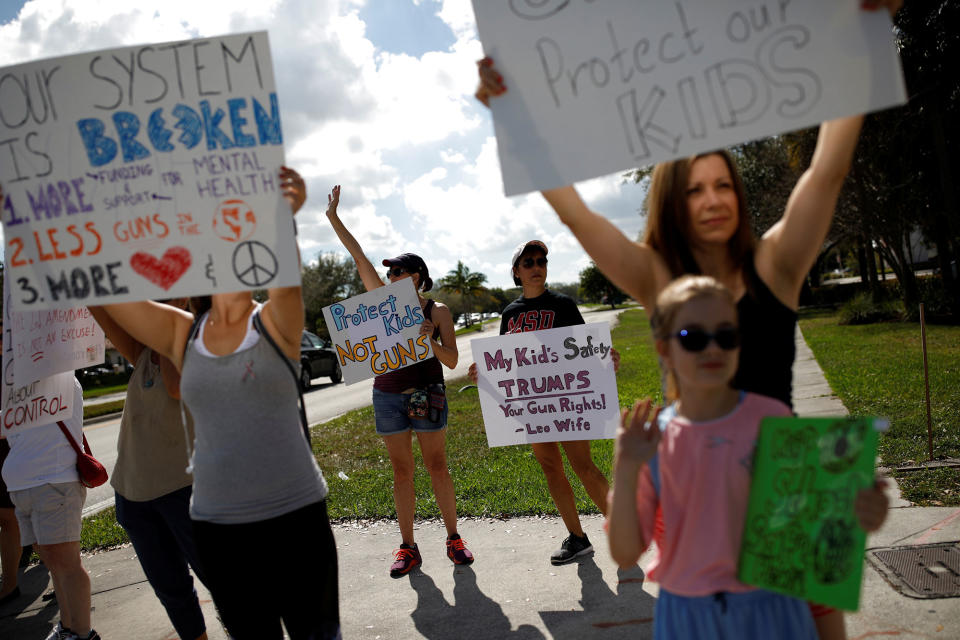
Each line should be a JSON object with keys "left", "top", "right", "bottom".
{"left": 470, "top": 0, "right": 907, "bottom": 196}
{"left": 471, "top": 322, "right": 619, "bottom": 447}
{"left": 0, "top": 31, "right": 300, "bottom": 311}
{"left": 322, "top": 278, "right": 435, "bottom": 386}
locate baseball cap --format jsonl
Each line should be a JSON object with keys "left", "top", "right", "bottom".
{"left": 510, "top": 240, "right": 548, "bottom": 285}
{"left": 383, "top": 253, "right": 432, "bottom": 291}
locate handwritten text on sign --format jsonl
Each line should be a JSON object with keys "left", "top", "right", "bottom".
{"left": 0, "top": 31, "right": 299, "bottom": 310}
{"left": 322, "top": 278, "right": 434, "bottom": 385}
{"left": 2, "top": 271, "right": 74, "bottom": 434}
{"left": 471, "top": 322, "right": 618, "bottom": 446}
{"left": 10, "top": 306, "right": 104, "bottom": 386}
{"left": 471, "top": 1, "right": 906, "bottom": 195}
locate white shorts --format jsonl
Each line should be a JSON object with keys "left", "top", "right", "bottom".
{"left": 10, "top": 482, "right": 86, "bottom": 546}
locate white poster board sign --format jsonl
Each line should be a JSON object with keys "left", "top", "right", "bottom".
{"left": 470, "top": 1, "right": 907, "bottom": 195}
{"left": 3, "top": 271, "right": 75, "bottom": 435}
{"left": 10, "top": 306, "right": 104, "bottom": 385}
{"left": 0, "top": 31, "right": 299, "bottom": 311}
{"left": 471, "top": 322, "right": 619, "bottom": 447}
{"left": 322, "top": 278, "right": 435, "bottom": 386}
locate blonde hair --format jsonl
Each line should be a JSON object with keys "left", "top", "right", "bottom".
{"left": 650, "top": 276, "right": 738, "bottom": 401}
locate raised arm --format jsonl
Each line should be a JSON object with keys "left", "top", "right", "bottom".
{"left": 101, "top": 301, "right": 195, "bottom": 372}
{"left": 422, "top": 302, "right": 458, "bottom": 369}
{"left": 261, "top": 166, "right": 306, "bottom": 360}
{"left": 325, "top": 185, "right": 384, "bottom": 292}
{"left": 88, "top": 306, "right": 144, "bottom": 365}
{"left": 476, "top": 60, "right": 665, "bottom": 309}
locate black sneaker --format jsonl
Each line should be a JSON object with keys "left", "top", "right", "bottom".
{"left": 550, "top": 533, "right": 593, "bottom": 565}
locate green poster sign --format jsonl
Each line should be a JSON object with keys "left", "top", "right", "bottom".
{"left": 738, "top": 416, "right": 881, "bottom": 611}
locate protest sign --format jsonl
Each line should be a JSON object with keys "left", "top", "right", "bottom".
{"left": 0, "top": 31, "right": 299, "bottom": 311}
{"left": 739, "top": 415, "right": 883, "bottom": 611}
{"left": 2, "top": 270, "right": 76, "bottom": 435}
{"left": 9, "top": 305, "right": 104, "bottom": 385}
{"left": 470, "top": 1, "right": 907, "bottom": 196}
{"left": 471, "top": 322, "right": 618, "bottom": 447}
{"left": 322, "top": 278, "right": 434, "bottom": 385}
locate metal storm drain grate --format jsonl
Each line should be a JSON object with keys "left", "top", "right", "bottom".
{"left": 867, "top": 541, "right": 960, "bottom": 599}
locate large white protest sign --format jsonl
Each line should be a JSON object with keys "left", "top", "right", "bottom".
{"left": 471, "top": 1, "right": 907, "bottom": 196}
{"left": 471, "top": 322, "right": 619, "bottom": 447}
{"left": 322, "top": 279, "right": 435, "bottom": 386}
{"left": 10, "top": 305, "right": 104, "bottom": 386}
{"left": 0, "top": 31, "right": 299, "bottom": 311}
{"left": 3, "top": 270, "right": 75, "bottom": 435}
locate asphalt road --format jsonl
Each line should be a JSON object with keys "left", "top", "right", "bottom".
{"left": 81, "top": 307, "right": 628, "bottom": 513}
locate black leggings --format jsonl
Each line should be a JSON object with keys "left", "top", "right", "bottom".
{"left": 192, "top": 500, "right": 340, "bottom": 639}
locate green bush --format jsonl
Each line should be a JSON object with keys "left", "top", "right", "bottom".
{"left": 838, "top": 292, "right": 901, "bottom": 325}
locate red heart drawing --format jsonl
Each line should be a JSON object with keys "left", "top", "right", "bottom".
{"left": 130, "top": 247, "right": 192, "bottom": 290}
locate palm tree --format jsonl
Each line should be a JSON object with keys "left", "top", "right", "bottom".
{"left": 438, "top": 261, "right": 488, "bottom": 326}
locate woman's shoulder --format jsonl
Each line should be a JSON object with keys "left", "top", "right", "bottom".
{"left": 741, "top": 392, "right": 792, "bottom": 417}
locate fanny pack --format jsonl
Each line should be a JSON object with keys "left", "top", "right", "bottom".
{"left": 406, "top": 383, "right": 446, "bottom": 422}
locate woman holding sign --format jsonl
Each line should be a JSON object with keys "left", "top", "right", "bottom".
{"left": 325, "top": 185, "right": 474, "bottom": 578}
{"left": 475, "top": 1, "right": 897, "bottom": 636}
{"left": 94, "top": 168, "right": 341, "bottom": 640}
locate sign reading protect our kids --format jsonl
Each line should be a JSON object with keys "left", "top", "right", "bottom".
{"left": 739, "top": 416, "right": 883, "bottom": 611}
{"left": 471, "top": 322, "right": 618, "bottom": 447}
{"left": 322, "top": 279, "right": 434, "bottom": 386}
{"left": 470, "top": 1, "right": 906, "bottom": 196}
{"left": 0, "top": 31, "right": 299, "bottom": 311}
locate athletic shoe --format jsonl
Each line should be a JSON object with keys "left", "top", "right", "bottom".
{"left": 550, "top": 532, "right": 593, "bottom": 565}
{"left": 67, "top": 632, "right": 101, "bottom": 640}
{"left": 44, "top": 622, "right": 72, "bottom": 640}
{"left": 446, "top": 533, "right": 474, "bottom": 565}
{"left": 390, "top": 543, "right": 421, "bottom": 578}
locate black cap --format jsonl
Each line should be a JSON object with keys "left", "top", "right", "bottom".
{"left": 383, "top": 253, "right": 432, "bottom": 291}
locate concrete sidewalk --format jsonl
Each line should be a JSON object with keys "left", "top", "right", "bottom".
{"left": 1, "top": 324, "right": 957, "bottom": 639}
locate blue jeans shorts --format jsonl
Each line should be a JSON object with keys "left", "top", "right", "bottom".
{"left": 372, "top": 387, "right": 448, "bottom": 436}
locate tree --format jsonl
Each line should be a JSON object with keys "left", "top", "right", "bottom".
{"left": 301, "top": 253, "right": 366, "bottom": 338}
{"left": 438, "top": 261, "right": 488, "bottom": 325}
{"left": 579, "top": 262, "right": 625, "bottom": 308}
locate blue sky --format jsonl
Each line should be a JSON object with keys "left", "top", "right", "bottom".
{"left": 0, "top": 0, "right": 648, "bottom": 289}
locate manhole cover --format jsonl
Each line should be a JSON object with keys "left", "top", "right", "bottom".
{"left": 867, "top": 541, "right": 960, "bottom": 599}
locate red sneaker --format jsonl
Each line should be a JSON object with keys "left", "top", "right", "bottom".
{"left": 446, "top": 534, "right": 474, "bottom": 565}
{"left": 390, "top": 543, "right": 421, "bottom": 578}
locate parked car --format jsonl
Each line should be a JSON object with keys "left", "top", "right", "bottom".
{"left": 300, "top": 331, "right": 342, "bottom": 389}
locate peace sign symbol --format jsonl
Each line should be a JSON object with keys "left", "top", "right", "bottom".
{"left": 232, "top": 241, "right": 278, "bottom": 287}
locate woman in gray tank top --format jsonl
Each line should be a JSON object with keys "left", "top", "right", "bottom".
{"left": 100, "top": 167, "right": 340, "bottom": 640}
{"left": 326, "top": 185, "right": 475, "bottom": 578}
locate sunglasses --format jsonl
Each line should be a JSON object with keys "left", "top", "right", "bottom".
{"left": 672, "top": 326, "right": 740, "bottom": 352}
{"left": 386, "top": 266, "right": 408, "bottom": 278}
{"left": 520, "top": 257, "right": 548, "bottom": 269}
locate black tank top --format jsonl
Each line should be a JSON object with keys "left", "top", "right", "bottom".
{"left": 373, "top": 299, "right": 444, "bottom": 393}
{"left": 732, "top": 257, "right": 798, "bottom": 408}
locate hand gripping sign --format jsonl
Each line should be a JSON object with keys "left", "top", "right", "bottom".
{"left": 470, "top": 0, "right": 906, "bottom": 195}
{"left": 0, "top": 31, "right": 299, "bottom": 311}
{"left": 322, "top": 278, "right": 435, "bottom": 385}
{"left": 471, "top": 322, "right": 619, "bottom": 447}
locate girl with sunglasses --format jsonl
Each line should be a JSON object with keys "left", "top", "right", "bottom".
{"left": 325, "top": 185, "right": 474, "bottom": 578}
{"left": 608, "top": 276, "right": 884, "bottom": 640}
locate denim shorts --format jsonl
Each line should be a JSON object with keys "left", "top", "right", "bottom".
{"left": 372, "top": 387, "right": 448, "bottom": 436}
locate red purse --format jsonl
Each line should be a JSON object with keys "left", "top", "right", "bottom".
{"left": 57, "top": 421, "right": 109, "bottom": 488}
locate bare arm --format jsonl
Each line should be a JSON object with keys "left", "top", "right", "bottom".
{"left": 101, "top": 302, "right": 195, "bottom": 372}
{"left": 755, "top": 116, "right": 863, "bottom": 307}
{"left": 423, "top": 302, "right": 458, "bottom": 369}
{"left": 88, "top": 306, "right": 144, "bottom": 365}
{"left": 325, "top": 185, "right": 384, "bottom": 292}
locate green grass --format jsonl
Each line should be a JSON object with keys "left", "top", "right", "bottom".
{"left": 80, "top": 507, "right": 129, "bottom": 551}
{"left": 454, "top": 318, "right": 497, "bottom": 336}
{"left": 82, "top": 384, "right": 128, "bottom": 399}
{"left": 799, "top": 311, "right": 960, "bottom": 505}
{"left": 83, "top": 399, "right": 125, "bottom": 420}
{"left": 313, "top": 308, "right": 660, "bottom": 521}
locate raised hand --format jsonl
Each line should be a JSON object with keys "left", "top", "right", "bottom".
{"left": 614, "top": 399, "right": 662, "bottom": 473}
{"left": 326, "top": 184, "right": 341, "bottom": 219}
{"left": 475, "top": 57, "right": 507, "bottom": 107}
{"left": 280, "top": 166, "right": 306, "bottom": 214}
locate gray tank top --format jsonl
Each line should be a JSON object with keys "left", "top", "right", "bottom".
{"left": 180, "top": 313, "right": 328, "bottom": 524}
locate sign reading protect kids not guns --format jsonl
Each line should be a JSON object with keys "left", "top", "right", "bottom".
{"left": 470, "top": 1, "right": 907, "bottom": 196}
{"left": 0, "top": 31, "right": 299, "bottom": 311}
{"left": 471, "top": 323, "right": 618, "bottom": 447}
{"left": 738, "top": 416, "right": 882, "bottom": 611}
{"left": 322, "top": 278, "right": 435, "bottom": 386}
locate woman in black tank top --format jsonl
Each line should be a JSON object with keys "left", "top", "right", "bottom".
{"left": 325, "top": 185, "right": 475, "bottom": 577}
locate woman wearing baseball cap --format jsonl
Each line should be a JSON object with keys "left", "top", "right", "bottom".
{"left": 325, "top": 186, "right": 474, "bottom": 577}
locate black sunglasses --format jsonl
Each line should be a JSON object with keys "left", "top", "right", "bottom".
{"left": 386, "top": 266, "right": 408, "bottom": 278}
{"left": 520, "top": 257, "right": 548, "bottom": 269}
{"left": 672, "top": 326, "right": 740, "bottom": 352}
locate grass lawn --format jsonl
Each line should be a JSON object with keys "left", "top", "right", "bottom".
{"left": 799, "top": 310, "right": 960, "bottom": 506}
{"left": 83, "top": 399, "right": 125, "bottom": 421}
{"left": 82, "top": 384, "right": 128, "bottom": 399}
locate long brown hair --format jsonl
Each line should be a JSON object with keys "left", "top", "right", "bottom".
{"left": 642, "top": 150, "right": 755, "bottom": 278}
